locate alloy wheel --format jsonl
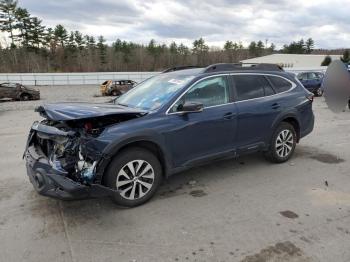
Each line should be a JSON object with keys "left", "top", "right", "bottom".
{"left": 275, "top": 129, "right": 294, "bottom": 158}
{"left": 116, "top": 160, "right": 155, "bottom": 200}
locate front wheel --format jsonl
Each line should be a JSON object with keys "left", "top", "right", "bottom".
{"left": 105, "top": 147, "right": 162, "bottom": 207}
{"left": 264, "top": 122, "right": 297, "bottom": 163}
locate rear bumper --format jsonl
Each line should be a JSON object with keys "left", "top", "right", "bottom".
{"left": 25, "top": 145, "right": 117, "bottom": 200}
{"left": 300, "top": 111, "right": 314, "bottom": 139}
{"left": 305, "top": 86, "right": 320, "bottom": 93}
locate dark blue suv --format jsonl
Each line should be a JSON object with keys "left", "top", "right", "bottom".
{"left": 24, "top": 63, "right": 314, "bottom": 207}
{"left": 297, "top": 71, "right": 324, "bottom": 96}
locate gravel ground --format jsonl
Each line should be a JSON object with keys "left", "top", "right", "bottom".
{"left": 0, "top": 87, "right": 350, "bottom": 262}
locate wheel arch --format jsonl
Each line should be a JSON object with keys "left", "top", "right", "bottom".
{"left": 274, "top": 115, "right": 300, "bottom": 143}
{"left": 19, "top": 92, "right": 31, "bottom": 100}
{"left": 281, "top": 117, "right": 300, "bottom": 142}
{"left": 270, "top": 113, "right": 301, "bottom": 144}
{"left": 99, "top": 138, "right": 171, "bottom": 185}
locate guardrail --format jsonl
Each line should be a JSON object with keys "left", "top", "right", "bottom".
{"left": 0, "top": 72, "right": 159, "bottom": 86}
{"left": 0, "top": 67, "right": 327, "bottom": 86}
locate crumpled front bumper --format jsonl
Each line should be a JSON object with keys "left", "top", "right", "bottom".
{"left": 25, "top": 143, "right": 117, "bottom": 201}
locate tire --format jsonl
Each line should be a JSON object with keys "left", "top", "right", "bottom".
{"left": 111, "top": 90, "right": 121, "bottom": 96}
{"left": 105, "top": 147, "right": 162, "bottom": 207}
{"left": 264, "top": 122, "right": 297, "bottom": 163}
{"left": 315, "top": 88, "right": 323, "bottom": 97}
{"left": 20, "top": 93, "right": 31, "bottom": 101}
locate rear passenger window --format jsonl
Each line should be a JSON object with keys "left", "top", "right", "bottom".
{"left": 260, "top": 77, "right": 275, "bottom": 96}
{"left": 268, "top": 76, "right": 292, "bottom": 93}
{"left": 233, "top": 75, "right": 268, "bottom": 101}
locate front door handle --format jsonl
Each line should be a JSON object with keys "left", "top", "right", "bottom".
{"left": 223, "top": 112, "right": 234, "bottom": 120}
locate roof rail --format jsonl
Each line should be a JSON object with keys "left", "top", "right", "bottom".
{"left": 162, "top": 65, "right": 200, "bottom": 73}
{"left": 202, "top": 63, "right": 284, "bottom": 73}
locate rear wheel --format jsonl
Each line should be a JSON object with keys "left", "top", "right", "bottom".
{"left": 264, "top": 122, "right": 297, "bottom": 163}
{"left": 105, "top": 147, "right": 162, "bottom": 207}
{"left": 20, "top": 93, "right": 31, "bottom": 101}
{"left": 111, "top": 90, "right": 121, "bottom": 96}
{"left": 315, "top": 88, "right": 323, "bottom": 97}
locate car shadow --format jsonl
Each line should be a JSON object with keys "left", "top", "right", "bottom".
{"left": 19, "top": 146, "right": 329, "bottom": 233}
{"left": 56, "top": 152, "right": 267, "bottom": 211}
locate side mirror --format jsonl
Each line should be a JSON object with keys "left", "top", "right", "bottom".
{"left": 177, "top": 101, "right": 204, "bottom": 113}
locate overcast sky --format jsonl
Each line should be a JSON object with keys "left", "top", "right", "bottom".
{"left": 20, "top": 0, "right": 350, "bottom": 49}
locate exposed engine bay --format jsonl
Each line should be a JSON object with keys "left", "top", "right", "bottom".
{"left": 24, "top": 102, "right": 147, "bottom": 200}
{"left": 30, "top": 113, "right": 141, "bottom": 184}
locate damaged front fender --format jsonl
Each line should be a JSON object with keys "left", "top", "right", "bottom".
{"left": 24, "top": 119, "right": 120, "bottom": 200}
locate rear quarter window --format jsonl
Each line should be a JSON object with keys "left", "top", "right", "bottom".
{"left": 233, "top": 75, "right": 269, "bottom": 101}
{"left": 268, "top": 76, "right": 292, "bottom": 93}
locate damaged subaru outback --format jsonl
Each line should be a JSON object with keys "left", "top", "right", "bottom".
{"left": 24, "top": 64, "right": 314, "bottom": 207}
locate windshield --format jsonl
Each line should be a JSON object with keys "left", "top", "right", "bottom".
{"left": 115, "top": 73, "right": 196, "bottom": 110}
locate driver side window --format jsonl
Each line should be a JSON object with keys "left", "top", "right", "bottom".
{"left": 171, "top": 76, "right": 229, "bottom": 112}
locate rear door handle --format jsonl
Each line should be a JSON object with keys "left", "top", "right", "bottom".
{"left": 223, "top": 112, "right": 234, "bottom": 120}
{"left": 271, "top": 103, "right": 280, "bottom": 110}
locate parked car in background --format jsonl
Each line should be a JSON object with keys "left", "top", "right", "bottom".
{"left": 100, "top": 79, "right": 137, "bottom": 96}
{"left": 0, "top": 82, "right": 40, "bottom": 101}
{"left": 24, "top": 63, "right": 314, "bottom": 207}
{"left": 297, "top": 72, "right": 324, "bottom": 96}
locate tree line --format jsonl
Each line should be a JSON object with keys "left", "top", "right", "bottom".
{"left": 0, "top": 0, "right": 324, "bottom": 73}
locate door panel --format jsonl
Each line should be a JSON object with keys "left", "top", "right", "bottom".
{"left": 0, "top": 86, "right": 13, "bottom": 99}
{"left": 235, "top": 96, "right": 281, "bottom": 149}
{"left": 164, "top": 104, "right": 237, "bottom": 167}
{"left": 164, "top": 75, "right": 237, "bottom": 167}
{"left": 232, "top": 74, "right": 282, "bottom": 150}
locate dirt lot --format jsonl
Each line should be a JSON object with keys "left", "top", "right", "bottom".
{"left": 0, "top": 85, "right": 350, "bottom": 262}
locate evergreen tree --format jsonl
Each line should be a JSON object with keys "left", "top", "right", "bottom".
{"left": 54, "top": 24, "right": 68, "bottom": 47}
{"left": 340, "top": 50, "right": 350, "bottom": 64}
{"left": 248, "top": 41, "right": 257, "bottom": 56}
{"left": 0, "top": 0, "right": 18, "bottom": 47}
{"left": 224, "top": 40, "right": 234, "bottom": 51}
{"left": 14, "top": 7, "right": 30, "bottom": 46}
{"left": 147, "top": 39, "right": 164, "bottom": 69}
{"left": 97, "top": 35, "right": 107, "bottom": 67}
{"left": 43, "top": 27, "right": 54, "bottom": 49}
{"left": 178, "top": 43, "right": 189, "bottom": 56}
{"left": 85, "top": 35, "right": 96, "bottom": 49}
{"left": 112, "top": 38, "right": 123, "bottom": 52}
{"left": 321, "top": 55, "right": 332, "bottom": 66}
{"left": 27, "top": 17, "right": 45, "bottom": 49}
{"left": 74, "top": 30, "right": 84, "bottom": 50}
{"left": 192, "top": 37, "right": 208, "bottom": 65}
{"left": 169, "top": 41, "right": 178, "bottom": 55}
{"left": 67, "top": 31, "right": 76, "bottom": 49}
{"left": 305, "top": 38, "right": 314, "bottom": 54}
{"left": 283, "top": 38, "right": 308, "bottom": 54}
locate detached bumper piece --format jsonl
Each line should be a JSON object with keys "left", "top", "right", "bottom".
{"left": 25, "top": 145, "right": 117, "bottom": 200}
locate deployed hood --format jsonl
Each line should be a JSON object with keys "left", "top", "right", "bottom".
{"left": 36, "top": 102, "right": 147, "bottom": 121}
